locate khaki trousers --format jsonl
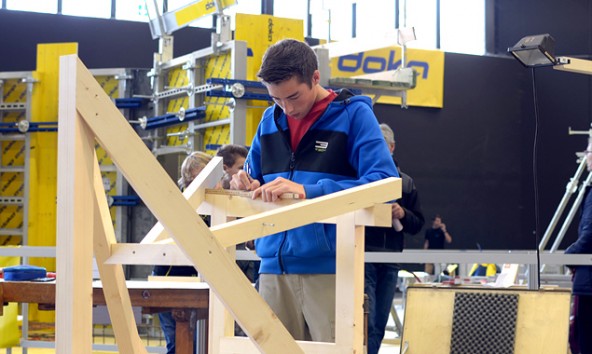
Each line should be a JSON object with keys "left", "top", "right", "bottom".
{"left": 259, "top": 273, "right": 336, "bottom": 342}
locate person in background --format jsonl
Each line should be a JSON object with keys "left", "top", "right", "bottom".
{"left": 423, "top": 215, "right": 452, "bottom": 274}
{"left": 153, "top": 151, "right": 212, "bottom": 354}
{"left": 216, "top": 144, "right": 248, "bottom": 189}
{"left": 230, "top": 38, "right": 398, "bottom": 342}
{"left": 215, "top": 144, "right": 259, "bottom": 284}
{"left": 566, "top": 140, "right": 592, "bottom": 354}
{"left": 364, "top": 123, "right": 425, "bottom": 354}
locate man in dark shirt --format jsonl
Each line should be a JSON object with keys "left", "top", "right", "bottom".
{"left": 364, "top": 123, "right": 425, "bottom": 354}
{"left": 423, "top": 215, "right": 452, "bottom": 274}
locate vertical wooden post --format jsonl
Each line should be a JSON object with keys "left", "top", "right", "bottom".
{"left": 55, "top": 54, "right": 95, "bottom": 353}
{"left": 335, "top": 213, "right": 365, "bottom": 353}
{"left": 209, "top": 198, "right": 236, "bottom": 354}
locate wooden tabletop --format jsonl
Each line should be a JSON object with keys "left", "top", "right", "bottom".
{"left": 0, "top": 279, "right": 210, "bottom": 310}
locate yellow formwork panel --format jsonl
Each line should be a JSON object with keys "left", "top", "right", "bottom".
{"left": 94, "top": 75, "right": 120, "bottom": 225}
{"left": 0, "top": 254, "right": 20, "bottom": 347}
{"left": 0, "top": 79, "right": 27, "bottom": 246}
{"left": 204, "top": 52, "right": 231, "bottom": 153}
{"left": 235, "top": 14, "right": 303, "bottom": 144}
{"left": 28, "top": 42, "right": 78, "bottom": 323}
{"left": 165, "top": 67, "right": 189, "bottom": 147}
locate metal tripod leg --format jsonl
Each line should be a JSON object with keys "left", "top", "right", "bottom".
{"left": 551, "top": 170, "right": 592, "bottom": 252}
{"left": 539, "top": 158, "right": 587, "bottom": 252}
{"left": 389, "top": 302, "right": 403, "bottom": 335}
{"left": 541, "top": 170, "right": 592, "bottom": 271}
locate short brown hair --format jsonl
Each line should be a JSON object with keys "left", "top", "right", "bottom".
{"left": 257, "top": 39, "right": 318, "bottom": 87}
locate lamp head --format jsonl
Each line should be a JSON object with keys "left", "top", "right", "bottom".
{"left": 508, "top": 34, "right": 556, "bottom": 67}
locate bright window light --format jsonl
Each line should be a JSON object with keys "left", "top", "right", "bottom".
{"left": 356, "top": 0, "right": 395, "bottom": 39}
{"left": 6, "top": 0, "right": 57, "bottom": 14}
{"left": 309, "top": 1, "right": 329, "bottom": 42}
{"left": 223, "top": 0, "right": 261, "bottom": 30}
{"left": 440, "top": 0, "right": 485, "bottom": 55}
{"left": 274, "top": 0, "right": 308, "bottom": 35}
{"left": 180, "top": 0, "right": 261, "bottom": 30}
{"left": 399, "top": 0, "right": 438, "bottom": 49}
{"left": 310, "top": 0, "right": 353, "bottom": 42}
{"left": 116, "top": 0, "right": 149, "bottom": 22}
{"left": 328, "top": 4, "right": 352, "bottom": 41}
{"left": 62, "top": 0, "right": 111, "bottom": 19}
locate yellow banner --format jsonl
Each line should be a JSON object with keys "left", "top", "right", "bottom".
{"left": 174, "top": 0, "right": 237, "bottom": 27}
{"left": 330, "top": 46, "right": 444, "bottom": 108}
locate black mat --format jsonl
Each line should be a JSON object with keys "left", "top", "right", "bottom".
{"left": 450, "top": 292, "right": 518, "bottom": 354}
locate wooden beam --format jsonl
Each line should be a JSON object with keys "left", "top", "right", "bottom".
{"left": 209, "top": 178, "right": 400, "bottom": 248}
{"left": 208, "top": 207, "right": 236, "bottom": 354}
{"left": 334, "top": 214, "right": 364, "bottom": 352}
{"left": 140, "top": 157, "right": 224, "bottom": 244}
{"left": 56, "top": 54, "right": 95, "bottom": 354}
{"left": 73, "top": 57, "right": 303, "bottom": 354}
{"left": 106, "top": 203, "right": 392, "bottom": 266}
{"left": 91, "top": 154, "right": 147, "bottom": 354}
{"left": 219, "top": 337, "right": 348, "bottom": 354}
{"left": 197, "top": 192, "right": 392, "bottom": 226}
{"left": 554, "top": 57, "right": 592, "bottom": 76}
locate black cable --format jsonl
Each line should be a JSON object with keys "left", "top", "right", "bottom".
{"left": 531, "top": 67, "right": 541, "bottom": 289}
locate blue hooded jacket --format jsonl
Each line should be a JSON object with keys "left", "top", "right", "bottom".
{"left": 247, "top": 89, "right": 399, "bottom": 274}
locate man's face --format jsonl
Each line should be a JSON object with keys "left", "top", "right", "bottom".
{"left": 225, "top": 156, "right": 245, "bottom": 177}
{"left": 264, "top": 71, "right": 319, "bottom": 120}
{"left": 586, "top": 142, "right": 592, "bottom": 171}
{"left": 432, "top": 217, "right": 442, "bottom": 229}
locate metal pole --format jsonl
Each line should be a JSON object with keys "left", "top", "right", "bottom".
{"left": 539, "top": 157, "right": 587, "bottom": 251}
{"left": 549, "top": 171, "right": 592, "bottom": 253}
{"left": 527, "top": 264, "right": 539, "bottom": 290}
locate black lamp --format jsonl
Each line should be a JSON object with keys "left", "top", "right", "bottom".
{"left": 508, "top": 34, "right": 557, "bottom": 67}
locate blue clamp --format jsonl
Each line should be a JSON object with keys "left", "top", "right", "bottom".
{"left": 140, "top": 106, "right": 206, "bottom": 130}
{"left": 0, "top": 121, "right": 58, "bottom": 133}
{"left": 109, "top": 195, "right": 140, "bottom": 207}
{"left": 206, "top": 78, "right": 271, "bottom": 101}
{"left": 115, "top": 97, "right": 146, "bottom": 109}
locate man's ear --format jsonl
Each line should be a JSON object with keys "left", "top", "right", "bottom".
{"left": 312, "top": 70, "right": 320, "bottom": 85}
{"left": 223, "top": 164, "right": 229, "bottom": 172}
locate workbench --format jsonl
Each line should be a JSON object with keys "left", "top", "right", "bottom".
{"left": 0, "top": 280, "right": 210, "bottom": 354}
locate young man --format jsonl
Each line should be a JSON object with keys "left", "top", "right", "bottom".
{"left": 364, "top": 123, "right": 424, "bottom": 354}
{"left": 230, "top": 38, "right": 398, "bottom": 342}
{"left": 216, "top": 144, "right": 248, "bottom": 189}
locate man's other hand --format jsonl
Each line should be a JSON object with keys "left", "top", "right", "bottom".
{"left": 230, "top": 170, "right": 260, "bottom": 191}
{"left": 253, "top": 177, "right": 305, "bottom": 202}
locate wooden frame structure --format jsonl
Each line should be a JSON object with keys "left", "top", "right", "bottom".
{"left": 56, "top": 55, "right": 401, "bottom": 354}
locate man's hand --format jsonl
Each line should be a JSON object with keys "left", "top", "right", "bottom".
{"left": 230, "top": 170, "right": 260, "bottom": 191}
{"left": 440, "top": 223, "right": 447, "bottom": 232}
{"left": 392, "top": 202, "right": 405, "bottom": 220}
{"left": 253, "top": 177, "right": 305, "bottom": 202}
